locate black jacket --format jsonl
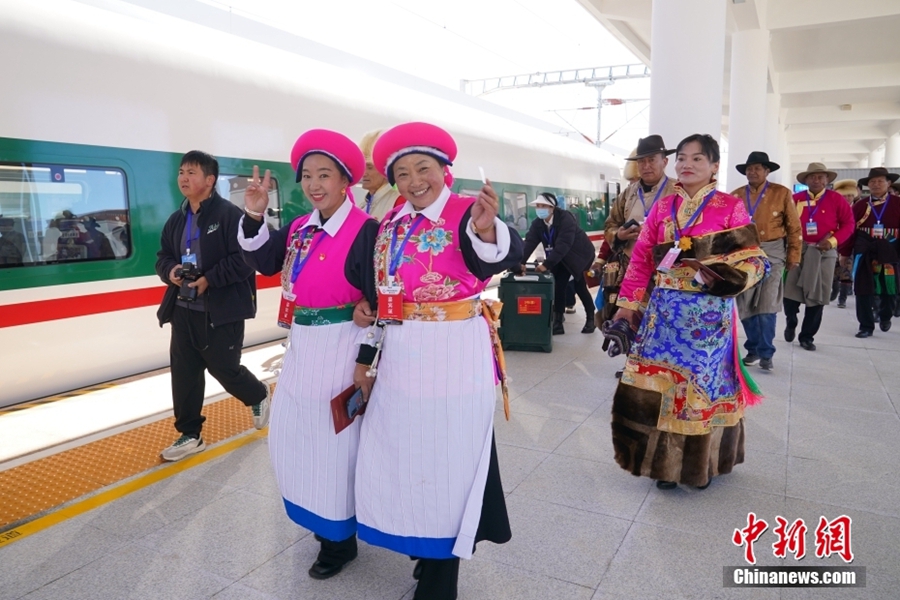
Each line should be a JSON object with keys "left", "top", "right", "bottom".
{"left": 156, "top": 192, "right": 257, "bottom": 327}
{"left": 522, "top": 208, "right": 595, "bottom": 278}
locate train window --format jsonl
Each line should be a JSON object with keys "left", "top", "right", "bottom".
{"left": 217, "top": 174, "right": 281, "bottom": 228}
{"left": 502, "top": 192, "right": 529, "bottom": 230}
{"left": 0, "top": 164, "right": 130, "bottom": 267}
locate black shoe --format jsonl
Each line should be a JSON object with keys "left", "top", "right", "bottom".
{"left": 759, "top": 358, "right": 773, "bottom": 371}
{"left": 695, "top": 481, "right": 711, "bottom": 490}
{"left": 656, "top": 480, "right": 677, "bottom": 490}
{"left": 799, "top": 340, "right": 816, "bottom": 351}
{"left": 412, "top": 560, "right": 423, "bottom": 581}
{"left": 614, "top": 369, "right": 623, "bottom": 379}
{"left": 837, "top": 301, "right": 846, "bottom": 308}
{"left": 880, "top": 320, "right": 891, "bottom": 332}
{"left": 855, "top": 330, "right": 872, "bottom": 338}
{"left": 552, "top": 321, "right": 565, "bottom": 335}
{"left": 581, "top": 316, "right": 597, "bottom": 334}
{"left": 309, "top": 557, "right": 354, "bottom": 580}
{"left": 784, "top": 326, "right": 796, "bottom": 342}
{"left": 742, "top": 353, "right": 759, "bottom": 366}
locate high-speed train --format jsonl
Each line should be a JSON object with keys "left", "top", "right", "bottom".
{"left": 0, "top": 0, "right": 623, "bottom": 408}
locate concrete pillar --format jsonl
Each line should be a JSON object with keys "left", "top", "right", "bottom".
{"left": 884, "top": 132, "right": 900, "bottom": 168}
{"left": 858, "top": 156, "right": 869, "bottom": 169}
{"left": 726, "top": 29, "right": 770, "bottom": 191}
{"left": 649, "top": 0, "right": 727, "bottom": 177}
{"left": 869, "top": 145, "right": 885, "bottom": 168}
{"left": 763, "top": 93, "right": 783, "bottom": 185}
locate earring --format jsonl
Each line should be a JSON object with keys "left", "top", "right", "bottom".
{"left": 341, "top": 188, "right": 346, "bottom": 195}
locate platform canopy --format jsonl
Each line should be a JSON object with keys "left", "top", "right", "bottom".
{"left": 576, "top": 0, "right": 900, "bottom": 183}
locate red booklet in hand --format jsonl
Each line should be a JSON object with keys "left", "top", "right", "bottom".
{"left": 330, "top": 385, "right": 366, "bottom": 434}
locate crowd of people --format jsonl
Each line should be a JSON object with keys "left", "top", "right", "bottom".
{"left": 150, "top": 124, "right": 898, "bottom": 598}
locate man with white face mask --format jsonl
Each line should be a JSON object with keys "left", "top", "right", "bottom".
{"left": 521, "top": 193, "right": 597, "bottom": 334}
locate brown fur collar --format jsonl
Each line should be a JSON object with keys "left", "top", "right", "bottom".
{"left": 652, "top": 224, "right": 760, "bottom": 265}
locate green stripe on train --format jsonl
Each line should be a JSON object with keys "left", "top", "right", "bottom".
{"left": 0, "top": 137, "right": 608, "bottom": 291}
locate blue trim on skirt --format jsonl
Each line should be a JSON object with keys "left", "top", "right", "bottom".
{"left": 358, "top": 523, "right": 456, "bottom": 559}
{"left": 283, "top": 498, "right": 356, "bottom": 542}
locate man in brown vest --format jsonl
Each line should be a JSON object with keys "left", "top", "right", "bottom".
{"left": 731, "top": 152, "right": 802, "bottom": 371}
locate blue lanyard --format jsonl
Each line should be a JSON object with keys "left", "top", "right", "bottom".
{"left": 637, "top": 176, "right": 668, "bottom": 216}
{"left": 542, "top": 225, "right": 555, "bottom": 247}
{"left": 290, "top": 227, "right": 325, "bottom": 284}
{"left": 185, "top": 211, "right": 200, "bottom": 254}
{"left": 671, "top": 189, "right": 716, "bottom": 242}
{"left": 744, "top": 181, "right": 769, "bottom": 218}
{"left": 869, "top": 198, "right": 888, "bottom": 224}
{"left": 364, "top": 193, "right": 373, "bottom": 215}
{"left": 805, "top": 192, "right": 823, "bottom": 221}
{"left": 388, "top": 214, "right": 426, "bottom": 277}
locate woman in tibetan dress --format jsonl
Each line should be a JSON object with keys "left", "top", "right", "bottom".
{"left": 239, "top": 130, "right": 377, "bottom": 580}
{"left": 602, "top": 134, "right": 769, "bottom": 490}
{"left": 351, "top": 122, "right": 521, "bottom": 600}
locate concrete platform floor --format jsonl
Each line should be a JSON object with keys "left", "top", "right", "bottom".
{"left": 2, "top": 296, "right": 898, "bottom": 599}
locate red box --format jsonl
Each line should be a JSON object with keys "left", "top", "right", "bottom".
{"left": 517, "top": 296, "right": 542, "bottom": 315}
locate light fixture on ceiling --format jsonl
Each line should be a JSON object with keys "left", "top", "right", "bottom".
{"left": 732, "top": 0, "right": 746, "bottom": 3}
{"left": 839, "top": 104, "right": 852, "bottom": 111}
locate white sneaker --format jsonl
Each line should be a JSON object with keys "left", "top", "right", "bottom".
{"left": 252, "top": 384, "right": 271, "bottom": 430}
{"left": 160, "top": 435, "right": 205, "bottom": 461}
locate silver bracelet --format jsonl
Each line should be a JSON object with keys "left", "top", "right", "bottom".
{"left": 244, "top": 207, "right": 265, "bottom": 218}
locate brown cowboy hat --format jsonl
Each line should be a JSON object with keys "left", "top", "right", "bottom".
{"left": 832, "top": 179, "right": 859, "bottom": 196}
{"left": 624, "top": 135, "right": 675, "bottom": 160}
{"left": 857, "top": 167, "right": 899, "bottom": 187}
{"left": 735, "top": 151, "right": 780, "bottom": 175}
{"left": 796, "top": 162, "right": 837, "bottom": 185}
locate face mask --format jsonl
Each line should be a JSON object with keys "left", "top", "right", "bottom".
{"left": 536, "top": 207, "right": 551, "bottom": 219}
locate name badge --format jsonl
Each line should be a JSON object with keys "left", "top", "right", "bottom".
{"left": 277, "top": 290, "right": 296, "bottom": 329}
{"left": 377, "top": 281, "right": 403, "bottom": 323}
{"left": 872, "top": 224, "right": 885, "bottom": 239}
{"left": 805, "top": 221, "right": 818, "bottom": 237}
{"left": 181, "top": 253, "right": 197, "bottom": 265}
{"left": 657, "top": 247, "right": 681, "bottom": 273}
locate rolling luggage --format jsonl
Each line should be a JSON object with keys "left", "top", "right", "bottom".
{"left": 498, "top": 266, "right": 554, "bottom": 353}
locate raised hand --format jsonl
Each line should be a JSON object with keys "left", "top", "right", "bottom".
{"left": 470, "top": 179, "right": 499, "bottom": 243}
{"left": 244, "top": 165, "right": 272, "bottom": 220}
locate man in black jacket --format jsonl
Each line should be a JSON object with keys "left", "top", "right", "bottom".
{"left": 155, "top": 151, "right": 270, "bottom": 461}
{"left": 521, "top": 193, "right": 597, "bottom": 334}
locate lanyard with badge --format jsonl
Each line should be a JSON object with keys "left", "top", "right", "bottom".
{"left": 378, "top": 214, "right": 426, "bottom": 322}
{"left": 638, "top": 176, "right": 669, "bottom": 217}
{"left": 658, "top": 189, "right": 716, "bottom": 272}
{"left": 869, "top": 198, "right": 888, "bottom": 239}
{"left": 542, "top": 225, "right": 556, "bottom": 252}
{"left": 182, "top": 211, "right": 200, "bottom": 266}
{"left": 744, "top": 181, "right": 769, "bottom": 218}
{"left": 804, "top": 192, "right": 823, "bottom": 237}
{"left": 277, "top": 226, "right": 326, "bottom": 328}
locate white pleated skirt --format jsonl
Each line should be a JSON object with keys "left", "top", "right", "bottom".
{"left": 355, "top": 316, "right": 496, "bottom": 560}
{"left": 269, "top": 320, "right": 362, "bottom": 541}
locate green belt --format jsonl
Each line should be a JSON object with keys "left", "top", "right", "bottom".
{"left": 293, "top": 304, "right": 355, "bottom": 326}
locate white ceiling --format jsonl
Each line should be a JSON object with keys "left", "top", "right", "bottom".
{"left": 575, "top": 0, "right": 900, "bottom": 172}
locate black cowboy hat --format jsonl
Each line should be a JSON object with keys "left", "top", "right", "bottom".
{"left": 857, "top": 167, "right": 899, "bottom": 187}
{"left": 624, "top": 135, "right": 675, "bottom": 160}
{"left": 735, "top": 151, "right": 780, "bottom": 175}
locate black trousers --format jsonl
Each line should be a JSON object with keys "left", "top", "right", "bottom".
{"left": 314, "top": 533, "right": 358, "bottom": 565}
{"left": 551, "top": 263, "right": 593, "bottom": 317}
{"left": 783, "top": 298, "right": 824, "bottom": 344}
{"left": 170, "top": 306, "right": 267, "bottom": 437}
{"left": 857, "top": 293, "right": 894, "bottom": 332}
{"left": 413, "top": 435, "right": 511, "bottom": 600}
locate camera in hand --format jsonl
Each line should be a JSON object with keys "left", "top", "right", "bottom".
{"left": 622, "top": 218, "right": 641, "bottom": 230}
{"left": 175, "top": 262, "right": 200, "bottom": 302}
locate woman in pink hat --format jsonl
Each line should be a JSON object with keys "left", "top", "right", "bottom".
{"left": 351, "top": 122, "right": 522, "bottom": 599}
{"left": 239, "top": 129, "right": 378, "bottom": 580}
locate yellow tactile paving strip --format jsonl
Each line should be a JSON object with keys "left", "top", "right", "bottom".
{"left": 0, "top": 389, "right": 270, "bottom": 532}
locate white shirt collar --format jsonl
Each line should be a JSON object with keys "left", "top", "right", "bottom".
{"left": 390, "top": 186, "right": 451, "bottom": 223}
{"left": 298, "top": 197, "right": 352, "bottom": 237}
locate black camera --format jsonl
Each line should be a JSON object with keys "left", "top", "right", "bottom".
{"left": 175, "top": 262, "right": 200, "bottom": 302}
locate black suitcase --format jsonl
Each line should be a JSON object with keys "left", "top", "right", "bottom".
{"left": 498, "top": 267, "right": 554, "bottom": 353}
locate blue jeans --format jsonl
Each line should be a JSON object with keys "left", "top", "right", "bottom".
{"left": 742, "top": 313, "right": 777, "bottom": 359}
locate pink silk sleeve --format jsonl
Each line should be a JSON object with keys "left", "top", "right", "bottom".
{"left": 727, "top": 194, "right": 753, "bottom": 228}
{"left": 616, "top": 199, "right": 664, "bottom": 310}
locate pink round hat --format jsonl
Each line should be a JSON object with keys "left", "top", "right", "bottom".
{"left": 290, "top": 129, "right": 366, "bottom": 185}
{"left": 372, "top": 122, "right": 458, "bottom": 185}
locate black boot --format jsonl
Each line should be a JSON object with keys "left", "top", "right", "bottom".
{"left": 581, "top": 312, "right": 596, "bottom": 333}
{"left": 838, "top": 283, "right": 851, "bottom": 308}
{"left": 552, "top": 312, "right": 565, "bottom": 335}
{"left": 830, "top": 279, "right": 839, "bottom": 302}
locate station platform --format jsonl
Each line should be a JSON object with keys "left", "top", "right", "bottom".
{"left": 1, "top": 296, "right": 898, "bottom": 599}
